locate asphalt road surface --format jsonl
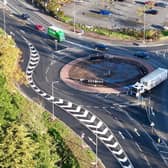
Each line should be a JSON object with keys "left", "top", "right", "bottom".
{"left": 1, "top": 1, "right": 168, "bottom": 168}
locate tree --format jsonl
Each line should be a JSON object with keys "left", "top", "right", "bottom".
{"left": 0, "top": 123, "right": 38, "bottom": 168}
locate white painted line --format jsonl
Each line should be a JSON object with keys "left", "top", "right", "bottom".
{"left": 134, "top": 128, "right": 140, "bottom": 136}
{"left": 86, "top": 121, "right": 103, "bottom": 129}
{"left": 88, "top": 137, "right": 96, "bottom": 146}
{"left": 118, "top": 156, "right": 128, "bottom": 162}
{"left": 60, "top": 101, "right": 73, "bottom": 108}
{"left": 79, "top": 115, "right": 96, "bottom": 123}
{"left": 112, "top": 148, "right": 124, "bottom": 155}
{"left": 99, "top": 134, "right": 114, "bottom": 142}
{"left": 106, "top": 141, "right": 119, "bottom": 148}
{"left": 118, "top": 131, "right": 125, "bottom": 140}
{"left": 53, "top": 98, "right": 64, "bottom": 104}
{"left": 135, "top": 142, "right": 142, "bottom": 152}
{"left": 66, "top": 106, "right": 81, "bottom": 113}
{"left": 93, "top": 127, "right": 109, "bottom": 135}
{"left": 143, "top": 155, "right": 151, "bottom": 166}
{"left": 125, "top": 129, "right": 133, "bottom": 139}
{"left": 73, "top": 110, "right": 89, "bottom": 118}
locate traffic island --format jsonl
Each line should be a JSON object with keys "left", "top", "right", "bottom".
{"left": 60, "top": 54, "right": 154, "bottom": 94}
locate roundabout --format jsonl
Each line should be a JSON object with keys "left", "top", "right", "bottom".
{"left": 60, "top": 54, "right": 154, "bottom": 94}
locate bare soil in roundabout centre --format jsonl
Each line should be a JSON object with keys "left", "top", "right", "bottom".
{"left": 60, "top": 55, "right": 153, "bottom": 94}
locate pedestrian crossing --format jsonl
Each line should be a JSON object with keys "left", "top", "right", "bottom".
{"left": 24, "top": 36, "right": 134, "bottom": 168}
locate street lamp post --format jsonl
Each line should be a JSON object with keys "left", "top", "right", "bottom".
{"left": 52, "top": 82, "right": 57, "bottom": 120}
{"left": 95, "top": 126, "right": 98, "bottom": 168}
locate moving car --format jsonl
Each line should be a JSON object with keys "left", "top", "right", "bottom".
{"left": 21, "top": 13, "right": 30, "bottom": 20}
{"left": 134, "top": 51, "right": 150, "bottom": 59}
{"left": 35, "top": 24, "right": 45, "bottom": 31}
{"left": 94, "top": 44, "right": 109, "bottom": 51}
{"left": 145, "top": 9, "right": 158, "bottom": 15}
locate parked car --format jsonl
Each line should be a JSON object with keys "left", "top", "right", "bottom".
{"left": 21, "top": 13, "right": 30, "bottom": 20}
{"left": 134, "top": 51, "right": 150, "bottom": 59}
{"left": 163, "top": 25, "right": 168, "bottom": 30}
{"left": 151, "top": 24, "right": 164, "bottom": 30}
{"left": 155, "top": 2, "right": 167, "bottom": 8}
{"left": 145, "top": 9, "right": 158, "bottom": 15}
{"left": 35, "top": 24, "right": 45, "bottom": 31}
{"left": 94, "top": 44, "right": 109, "bottom": 51}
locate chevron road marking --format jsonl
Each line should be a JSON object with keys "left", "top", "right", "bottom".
{"left": 33, "top": 87, "right": 41, "bottom": 92}
{"left": 112, "top": 148, "right": 124, "bottom": 155}
{"left": 106, "top": 141, "right": 119, "bottom": 148}
{"left": 30, "top": 57, "right": 39, "bottom": 61}
{"left": 66, "top": 106, "right": 81, "bottom": 113}
{"left": 23, "top": 38, "right": 135, "bottom": 168}
{"left": 123, "top": 165, "right": 133, "bottom": 168}
{"left": 39, "top": 92, "right": 47, "bottom": 97}
{"left": 79, "top": 115, "right": 96, "bottom": 123}
{"left": 99, "top": 134, "right": 114, "bottom": 142}
{"left": 29, "top": 61, "right": 38, "bottom": 65}
{"left": 60, "top": 101, "right": 73, "bottom": 108}
{"left": 73, "top": 110, "right": 89, "bottom": 118}
{"left": 86, "top": 121, "right": 103, "bottom": 129}
{"left": 93, "top": 127, "right": 109, "bottom": 135}
{"left": 53, "top": 98, "right": 64, "bottom": 104}
{"left": 118, "top": 156, "right": 128, "bottom": 162}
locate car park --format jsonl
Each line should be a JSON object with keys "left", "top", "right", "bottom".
{"left": 145, "top": 9, "right": 158, "bottom": 15}
{"left": 35, "top": 24, "right": 45, "bottom": 31}
{"left": 21, "top": 13, "right": 30, "bottom": 20}
{"left": 94, "top": 44, "right": 109, "bottom": 51}
{"left": 134, "top": 51, "right": 150, "bottom": 59}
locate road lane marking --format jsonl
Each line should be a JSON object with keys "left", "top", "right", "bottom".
{"left": 135, "top": 142, "right": 142, "bottom": 152}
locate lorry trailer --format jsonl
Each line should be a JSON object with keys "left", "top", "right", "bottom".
{"left": 132, "top": 68, "right": 168, "bottom": 97}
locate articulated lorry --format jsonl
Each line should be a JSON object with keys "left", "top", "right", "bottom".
{"left": 132, "top": 68, "right": 168, "bottom": 97}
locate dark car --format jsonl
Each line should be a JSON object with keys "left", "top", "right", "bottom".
{"left": 21, "top": 13, "right": 30, "bottom": 20}
{"left": 134, "top": 51, "right": 150, "bottom": 59}
{"left": 155, "top": 2, "right": 167, "bottom": 8}
{"left": 145, "top": 9, "right": 158, "bottom": 15}
{"left": 94, "top": 44, "right": 109, "bottom": 51}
